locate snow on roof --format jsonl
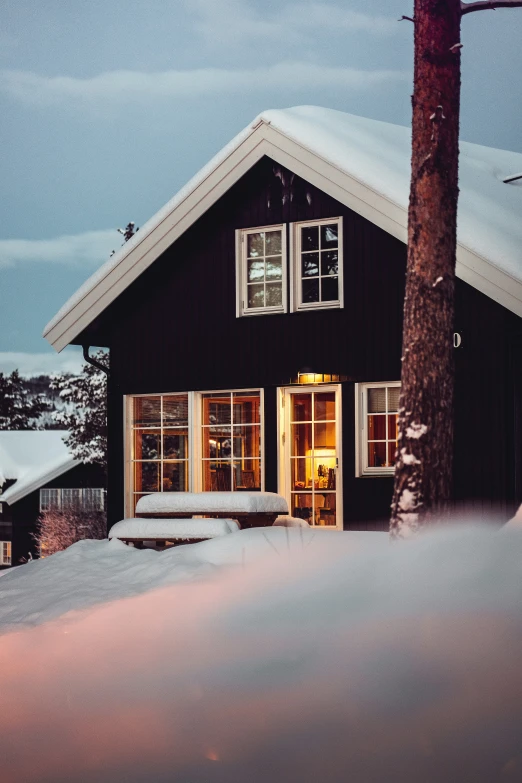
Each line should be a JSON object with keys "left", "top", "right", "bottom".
{"left": 263, "top": 107, "right": 522, "bottom": 280}
{"left": 0, "top": 431, "right": 77, "bottom": 505}
{"left": 44, "top": 106, "right": 522, "bottom": 350}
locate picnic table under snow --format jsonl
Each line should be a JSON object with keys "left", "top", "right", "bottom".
{"left": 135, "top": 492, "right": 288, "bottom": 528}
{"left": 109, "top": 517, "right": 240, "bottom": 545}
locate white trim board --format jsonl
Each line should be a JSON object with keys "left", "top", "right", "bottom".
{"left": 44, "top": 112, "right": 522, "bottom": 352}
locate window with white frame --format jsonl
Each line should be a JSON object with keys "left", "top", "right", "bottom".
{"left": 237, "top": 225, "right": 286, "bottom": 316}
{"left": 200, "top": 391, "right": 262, "bottom": 492}
{"left": 126, "top": 390, "right": 263, "bottom": 514}
{"left": 292, "top": 217, "right": 343, "bottom": 311}
{"left": 39, "top": 488, "right": 106, "bottom": 512}
{"left": 129, "top": 394, "right": 190, "bottom": 512}
{"left": 0, "top": 541, "right": 12, "bottom": 566}
{"left": 356, "top": 382, "right": 401, "bottom": 476}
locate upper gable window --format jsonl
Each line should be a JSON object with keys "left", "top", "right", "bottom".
{"left": 291, "top": 218, "right": 343, "bottom": 312}
{"left": 237, "top": 225, "right": 287, "bottom": 316}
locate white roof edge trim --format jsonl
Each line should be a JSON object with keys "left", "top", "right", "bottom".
{"left": 44, "top": 122, "right": 412, "bottom": 352}
{"left": 44, "top": 112, "right": 522, "bottom": 351}
{"left": 1, "top": 456, "right": 79, "bottom": 506}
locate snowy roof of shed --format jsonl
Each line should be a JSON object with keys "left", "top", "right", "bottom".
{"left": 0, "top": 431, "right": 77, "bottom": 505}
{"left": 44, "top": 106, "right": 522, "bottom": 351}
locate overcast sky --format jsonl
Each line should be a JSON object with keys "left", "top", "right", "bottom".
{"left": 1, "top": 0, "right": 521, "bottom": 376}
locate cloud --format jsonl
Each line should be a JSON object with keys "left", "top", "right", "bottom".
{"left": 0, "top": 350, "right": 84, "bottom": 377}
{"left": 188, "top": 0, "right": 398, "bottom": 46}
{"left": 0, "top": 229, "right": 116, "bottom": 268}
{"left": 0, "top": 63, "right": 408, "bottom": 105}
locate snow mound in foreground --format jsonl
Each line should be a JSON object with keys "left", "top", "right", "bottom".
{"left": 0, "top": 525, "right": 521, "bottom": 782}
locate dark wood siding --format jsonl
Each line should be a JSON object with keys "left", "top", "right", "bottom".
{"left": 82, "top": 156, "right": 521, "bottom": 530}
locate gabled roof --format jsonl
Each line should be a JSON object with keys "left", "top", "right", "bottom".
{"left": 44, "top": 106, "right": 522, "bottom": 352}
{"left": 0, "top": 431, "right": 77, "bottom": 505}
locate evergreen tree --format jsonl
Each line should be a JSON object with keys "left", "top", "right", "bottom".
{"left": 50, "top": 351, "right": 108, "bottom": 471}
{"left": 0, "top": 370, "right": 51, "bottom": 429}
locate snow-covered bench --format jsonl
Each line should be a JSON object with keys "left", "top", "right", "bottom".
{"left": 135, "top": 491, "right": 289, "bottom": 529}
{"left": 109, "top": 517, "right": 240, "bottom": 548}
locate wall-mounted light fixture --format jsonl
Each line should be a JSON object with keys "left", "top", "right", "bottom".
{"left": 295, "top": 367, "right": 342, "bottom": 385}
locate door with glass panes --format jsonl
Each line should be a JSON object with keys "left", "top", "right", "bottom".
{"left": 280, "top": 386, "right": 342, "bottom": 529}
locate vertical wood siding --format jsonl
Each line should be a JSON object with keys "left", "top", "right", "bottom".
{"left": 82, "top": 156, "right": 521, "bottom": 530}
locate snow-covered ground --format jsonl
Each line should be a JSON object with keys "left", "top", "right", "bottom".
{"left": 0, "top": 524, "right": 521, "bottom": 782}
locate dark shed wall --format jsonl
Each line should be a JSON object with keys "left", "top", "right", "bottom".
{"left": 94, "top": 156, "right": 521, "bottom": 529}
{"left": 10, "top": 463, "right": 106, "bottom": 565}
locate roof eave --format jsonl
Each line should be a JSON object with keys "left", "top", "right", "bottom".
{"left": 1, "top": 457, "right": 79, "bottom": 505}
{"left": 44, "top": 120, "right": 522, "bottom": 352}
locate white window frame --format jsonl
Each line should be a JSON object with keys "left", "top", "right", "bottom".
{"left": 0, "top": 541, "right": 12, "bottom": 566}
{"left": 236, "top": 225, "right": 287, "bottom": 317}
{"left": 355, "top": 381, "right": 401, "bottom": 477}
{"left": 194, "top": 388, "right": 264, "bottom": 493}
{"left": 39, "top": 488, "right": 106, "bottom": 512}
{"left": 278, "top": 383, "right": 343, "bottom": 531}
{"left": 290, "top": 216, "right": 343, "bottom": 313}
{"left": 125, "top": 389, "right": 264, "bottom": 515}
{"left": 125, "top": 392, "right": 193, "bottom": 518}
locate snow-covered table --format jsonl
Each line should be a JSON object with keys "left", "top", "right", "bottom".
{"left": 109, "top": 517, "right": 240, "bottom": 548}
{"left": 135, "top": 492, "right": 289, "bottom": 529}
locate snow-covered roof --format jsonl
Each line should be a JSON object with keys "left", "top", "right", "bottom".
{"left": 44, "top": 106, "right": 522, "bottom": 351}
{"left": 0, "top": 431, "right": 77, "bottom": 505}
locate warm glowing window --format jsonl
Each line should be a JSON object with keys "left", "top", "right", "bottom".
{"left": 201, "top": 391, "right": 262, "bottom": 491}
{"left": 288, "top": 390, "right": 338, "bottom": 527}
{"left": 0, "top": 541, "right": 11, "bottom": 566}
{"left": 292, "top": 218, "right": 342, "bottom": 311}
{"left": 130, "top": 394, "right": 190, "bottom": 510}
{"left": 356, "top": 382, "right": 401, "bottom": 476}
{"left": 237, "top": 226, "right": 286, "bottom": 316}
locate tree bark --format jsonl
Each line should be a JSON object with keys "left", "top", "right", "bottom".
{"left": 390, "top": 0, "right": 462, "bottom": 537}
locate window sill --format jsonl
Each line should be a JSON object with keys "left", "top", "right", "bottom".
{"left": 293, "top": 301, "right": 342, "bottom": 313}
{"left": 239, "top": 307, "right": 286, "bottom": 318}
{"left": 358, "top": 470, "right": 395, "bottom": 478}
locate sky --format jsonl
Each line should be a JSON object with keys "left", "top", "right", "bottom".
{"left": 1, "top": 0, "right": 521, "bottom": 376}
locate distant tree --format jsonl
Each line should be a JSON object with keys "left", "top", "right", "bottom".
{"left": 36, "top": 508, "right": 106, "bottom": 557}
{"left": 390, "top": 0, "right": 522, "bottom": 537}
{"left": 0, "top": 370, "right": 51, "bottom": 429}
{"left": 50, "top": 350, "right": 109, "bottom": 471}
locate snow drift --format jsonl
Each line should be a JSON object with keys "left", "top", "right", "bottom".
{"left": 0, "top": 524, "right": 521, "bottom": 783}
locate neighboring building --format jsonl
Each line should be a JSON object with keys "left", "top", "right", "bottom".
{"left": 0, "top": 432, "right": 105, "bottom": 566}
{"left": 43, "top": 107, "right": 522, "bottom": 531}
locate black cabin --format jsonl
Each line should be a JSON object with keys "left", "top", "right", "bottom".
{"left": 44, "top": 107, "right": 522, "bottom": 531}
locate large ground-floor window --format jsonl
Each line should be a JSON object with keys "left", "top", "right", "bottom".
{"left": 126, "top": 390, "right": 263, "bottom": 515}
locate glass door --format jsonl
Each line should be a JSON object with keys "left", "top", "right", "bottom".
{"left": 281, "top": 386, "right": 342, "bottom": 528}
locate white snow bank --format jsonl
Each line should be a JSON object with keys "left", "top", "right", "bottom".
{"left": 135, "top": 490, "right": 288, "bottom": 515}
{"left": 109, "top": 517, "right": 240, "bottom": 540}
{"left": 273, "top": 514, "right": 310, "bottom": 528}
{"left": 505, "top": 503, "right": 522, "bottom": 528}
{"left": 0, "top": 524, "right": 521, "bottom": 782}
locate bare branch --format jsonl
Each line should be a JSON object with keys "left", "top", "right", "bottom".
{"left": 398, "top": 15, "right": 415, "bottom": 22}
{"left": 461, "top": 1, "right": 522, "bottom": 15}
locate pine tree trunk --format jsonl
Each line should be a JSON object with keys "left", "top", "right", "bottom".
{"left": 390, "top": 0, "right": 462, "bottom": 537}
